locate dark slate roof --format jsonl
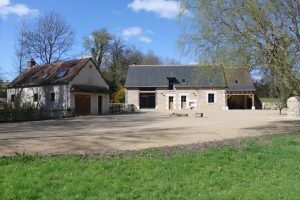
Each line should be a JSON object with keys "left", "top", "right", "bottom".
{"left": 7, "top": 58, "right": 91, "bottom": 88}
{"left": 125, "top": 65, "right": 227, "bottom": 88}
{"left": 70, "top": 84, "right": 109, "bottom": 94}
{"left": 223, "top": 68, "right": 256, "bottom": 91}
{"left": 125, "top": 65, "right": 255, "bottom": 92}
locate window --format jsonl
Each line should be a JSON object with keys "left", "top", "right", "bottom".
{"left": 182, "top": 78, "right": 186, "bottom": 84}
{"left": 33, "top": 93, "right": 38, "bottom": 102}
{"left": 208, "top": 93, "right": 215, "bottom": 103}
{"left": 181, "top": 96, "right": 187, "bottom": 109}
{"left": 235, "top": 80, "right": 239, "bottom": 84}
{"left": 11, "top": 94, "right": 15, "bottom": 102}
{"left": 56, "top": 70, "right": 68, "bottom": 78}
{"left": 168, "top": 79, "right": 174, "bottom": 90}
{"left": 42, "top": 72, "right": 49, "bottom": 79}
{"left": 50, "top": 93, "right": 55, "bottom": 102}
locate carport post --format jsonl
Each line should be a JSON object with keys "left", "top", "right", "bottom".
{"left": 251, "top": 94, "right": 255, "bottom": 110}
{"left": 225, "top": 94, "right": 229, "bottom": 110}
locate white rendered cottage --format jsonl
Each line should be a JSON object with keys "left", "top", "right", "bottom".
{"left": 7, "top": 58, "right": 109, "bottom": 115}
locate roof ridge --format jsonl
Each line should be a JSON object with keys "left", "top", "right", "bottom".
{"left": 129, "top": 64, "right": 218, "bottom": 67}
{"left": 34, "top": 57, "right": 90, "bottom": 68}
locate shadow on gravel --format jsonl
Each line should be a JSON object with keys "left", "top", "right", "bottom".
{"left": 244, "top": 120, "right": 300, "bottom": 134}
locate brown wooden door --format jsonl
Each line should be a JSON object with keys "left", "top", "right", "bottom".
{"left": 169, "top": 96, "right": 174, "bottom": 110}
{"left": 75, "top": 94, "right": 91, "bottom": 115}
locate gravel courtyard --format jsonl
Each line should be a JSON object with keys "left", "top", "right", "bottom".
{"left": 0, "top": 110, "right": 299, "bottom": 156}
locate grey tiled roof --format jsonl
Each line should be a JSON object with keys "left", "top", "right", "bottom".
{"left": 223, "top": 68, "right": 256, "bottom": 91}
{"left": 125, "top": 65, "right": 227, "bottom": 88}
{"left": 125, "top": 65, "right": 255, "bottom": 92}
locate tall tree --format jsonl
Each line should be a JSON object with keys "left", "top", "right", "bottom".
{"left": 18, "top": 11, "right": 75, "bottom": 64}
{"left": 179, "top": 0, "right": 300, "bottom": 95}
{"left": 14, "top": 20, "right": 29, "bottom": 74}
{"left": 83, "top": 29, "right": 112, "bottom": 69}
{"left": 140, "top": 50, "right": 162, "bottom": 65}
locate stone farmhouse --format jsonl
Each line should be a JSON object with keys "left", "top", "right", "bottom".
{"left": 125, "top": 65, "right": 256, "bottom": 111}
{"left": 7, "top": 58, "right": 109, "bottom": 115}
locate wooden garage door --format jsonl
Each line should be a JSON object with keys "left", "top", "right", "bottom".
{"left": 75, "top": 94, "right": 91, "bottom": 115}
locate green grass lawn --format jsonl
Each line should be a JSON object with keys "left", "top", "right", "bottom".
{"left": 1, "top": 131, "right": 300, "bottom": 200}
{"left": 260, "top": 98, "right": 278, "bottom": 103}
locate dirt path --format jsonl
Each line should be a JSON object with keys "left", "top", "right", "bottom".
{"left": 0, "top": 110, "right": 299, "bottom": 156}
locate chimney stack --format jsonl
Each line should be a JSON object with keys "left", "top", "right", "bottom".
{"left": 28, "top": 58, "right": 36, "bottom": 69}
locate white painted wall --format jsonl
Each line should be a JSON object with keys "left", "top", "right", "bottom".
{"left": 7, "top": 85, "right": 70, "bottom": 110}
{"left": 69, "top": 60, "right": 109, "bottom": 88}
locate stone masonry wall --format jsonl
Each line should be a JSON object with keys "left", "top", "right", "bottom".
{"left": 126, "top": 88, "right": 226, "bottom": 111}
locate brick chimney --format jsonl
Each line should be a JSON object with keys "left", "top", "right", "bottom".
{"left": 28, "top": 58, "right": 36, "bottom": 69}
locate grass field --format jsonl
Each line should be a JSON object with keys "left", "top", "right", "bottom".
{"left": 1, "top": 131, "right": 300, "bottom": 200}
{"left": 260, "top": 98, "right": 277, "bottom": 103}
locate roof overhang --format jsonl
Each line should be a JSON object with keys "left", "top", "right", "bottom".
{"left": 70, "top": 84, "right": 109, "bottom": 94}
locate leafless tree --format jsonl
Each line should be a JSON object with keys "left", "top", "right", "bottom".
{"left": 14, "top": 19, "right": 29, "bottom": 74}
{"left": 19, "top": 11, "right": 75, "bottom": 64}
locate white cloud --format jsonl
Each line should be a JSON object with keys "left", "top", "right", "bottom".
{"left": 128, "top": 0, "right": 181, "bottom": 19}
{"left": 122, "top": 26, "right": 152, "bottom": 44}
{"left": 0, "top": 0, "right": 38, "bottom": 19}
{"left": 122, "top": 27, "right": 143, "bottom": 40}
{"left": 138, "top": 36, "right": 152, "bottom": 43}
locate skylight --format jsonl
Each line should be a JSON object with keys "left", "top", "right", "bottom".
{"left": 56, "top": 70, "right": 68, "bottom": 78}
{"left": 42, "top": 72, "right": 49, "bottom": 79}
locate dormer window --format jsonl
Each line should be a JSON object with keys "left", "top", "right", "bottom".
{"left": 167, "top": 77, "right": 179, "bottom": 90}
{"left": 168, "top": 79, "right": 174, "bottom": 90}
{"left": 182, "top": 78, "right": 186, "bottom": 84}
{"left": 235, "top": 80, "right": 239, "bottom": 84}
{"left": 56, "top": 70, "right": 68, "bottom": 78}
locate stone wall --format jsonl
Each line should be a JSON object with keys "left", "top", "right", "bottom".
{"left": 287, "top": 96, "right": 300, "bottom": 117}
{"left": 262, "top": 102, "right": 278, "bottom": 110}
{"left": 125, "top": 88, "right": 226, "bottom": 111}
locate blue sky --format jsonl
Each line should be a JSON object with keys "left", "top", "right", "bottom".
{"left": 0, "top": 0, "right": 193, "bottom": 81}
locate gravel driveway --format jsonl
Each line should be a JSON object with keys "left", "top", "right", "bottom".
{"left": 0, "top": 110, "right": 299, "bottom": 156}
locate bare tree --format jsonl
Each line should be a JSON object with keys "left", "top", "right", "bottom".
{"left": 14, "top": 20, "right": 29, "bottom": 74}
{"left": 20, "top": 11, "right": 75, "bottom": 64}
{"left": 83, "top": 29, "right": 112, "bottom": 69}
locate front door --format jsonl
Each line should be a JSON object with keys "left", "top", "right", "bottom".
{"left": 169, "top": 96, "right": 174, "bottom": 110}
{"left": 75, "top": 94, "right": 91, "bottom": 115}
{"left": 181, "top": 96, "right": 187, "bottom": 109}
{"left": 98, "top": 96, "right": 102, "bottom": 114}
